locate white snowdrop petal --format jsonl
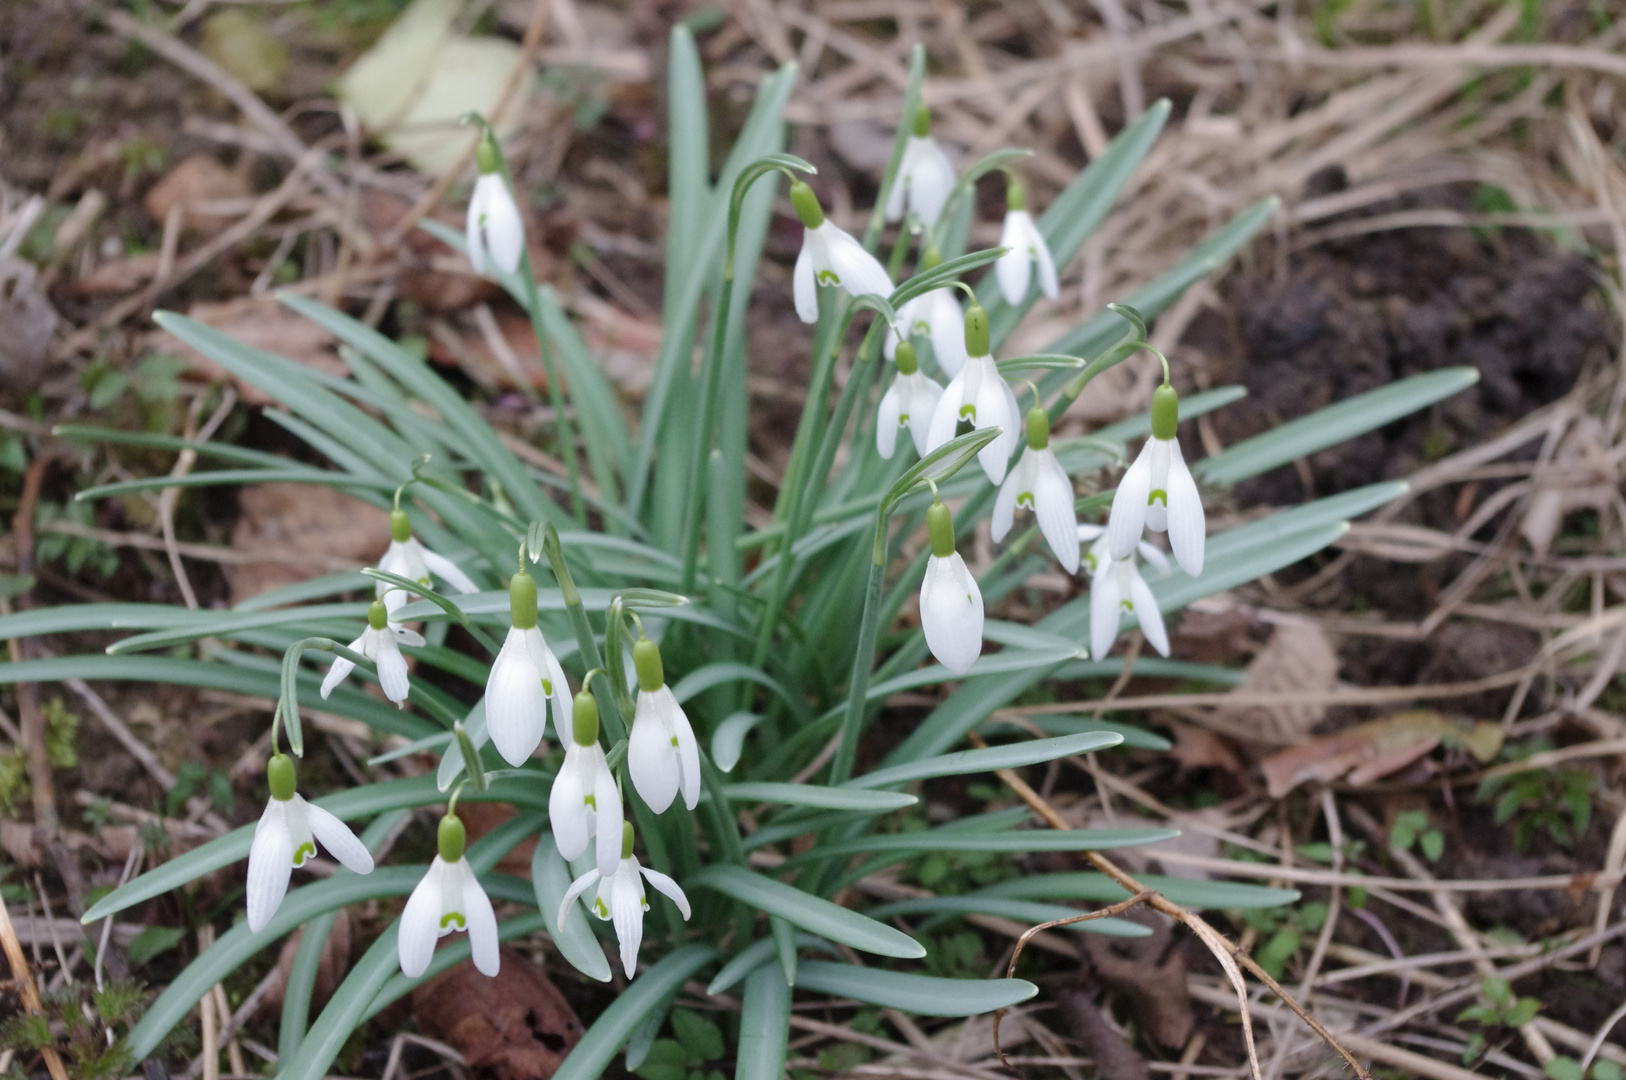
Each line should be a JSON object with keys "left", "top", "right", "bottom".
{"left": 374, "top": 634, "right": 411, "bottom": 704}
{"left": 1090, "top": 569, "right": 1123, "bottom": 662}
{"left": 905, "top": 375, "right": 943, "bottom": 457}
{"left": 876, "top": 381, "right": 903, "bottom": 459}
{"left": 305, "top": 802, "right": 374, "bottom": 875}
{"left": 486, "top": 629, "right": 547, "bottom": 766}
{"left": 1138, "top": 542, "right": 1171, "bottom": 577}
{"left": 465, "top": 185, "right": 488, "bottom": 276}
{"left": 592, "top": 765, "right": 623, "bottom": 881}
{"left": 971, "top": 363, "right": 1016, "bottom": 485}
{"left": 1035, "top": 453, "right": 1080, "bottom": 573}
{"left": 995, "top": 215, "right": 1030, "bottom": 305}
{"left": 420, "top": 548, "right": 480, "bottom": 594}
{"left": 640, "top": 866, "right": 692, "bottom": 920}
{"left": 544, "top": 649, "right": 572, "bottom": 745}
{"left": 483, "top": 178, "right": 526, "bottom": 276}
{"left": 1164, "top": 441, "right": 1206, "bottom": 577}
{"left": 548, "top": 758, "right": 589, "bottom": 861}
{"left": 885, "top": 146, "right": 911, "bottom": 222}
{"left": 628, "top": 694, "right": 679, "bottom": 814}
{"left": 926, "top": 291, "right": 967, "bottom": 377}
{"left": 920, "top": 554, "right": 984, "bottom": 676}
{"left": 320, "top": 633, "right": 367, "bottom": 699}
{"left": 1127, "top": 568, "right": 1170, "bottom": 657}
{"left": 793, "top": 234, "right": 819, "bottom": 323}
{"left": 246, "top": 802, "right": 294, "bottom": 933}
{"left": 925, "top": 377, "right": 965, "bottom": 454}
{"left": 611, "top": 870, "right": 646, "bottom": 979}
{"left": 556, "top": 869, "right": 601, "bottom": 933}
{"left": 910, "top": 139, "right": 955, "bottom": 228}
{"left": 461, "top": 866, "right": 502, "bottom": 977}
{"left": 1077, "top": 523, "right": 1106, "bottom": 542}
{"left": 392, "top": 626, "right": 427, "bottom": 648}
{"left": 990, "top": 464, "right": 1021, "bottom": 543}
{"left": 397, "top": 860, "right": 445, "bottom": 978}
{"left": 825, "top": 226, "right": 893, "bottom": 300}
{"left": 1031, "top": 219, "right": 1059, "bottom": 299}
{"left": 1107, "top": 443, "right": 1155, "bottom": 561}
{"left": 665, "top": 690, "right": 702, "bottom": 812}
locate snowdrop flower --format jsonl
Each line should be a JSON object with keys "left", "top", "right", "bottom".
{"left": 992, "top": 406, "right": 1078, "bottom": 572}
{"left": 886, "top": 249, "right": 967, "bottom": 377}
{"left": 558, "top": 823, "right": 690, "bottom": 980}
{"left": 378, "top": 509, "right": 480, "bottom": 623}
{"left": 791, "top": 180, "right": 893, "bottom": 324}
{"left": 486, "top": 569, "right": 572, "bottom": 766}
{"left": 549, "top": 691, "right": 622, "bottom": 880}
{"left": 885, "top": 105, "right": 955, "bottom": 229}
{"left": 399, "top": 813, "right": 499, "bottom": 978}
{"left": 1106, "top": 383, "right": 1205, "bottom": 576}
{"left": 877, "top": 341, "right": 943, "bottom": 459}
{"left": 627, "top": 639, "right": 700, "bottom": 814}
{"left": 466, "top": 136, "right": 525, "bottom": 276}
{"left": 994, "top": 178, "right": 1058, "bottom": 305}
{"left": 1089, "top": 550, "right": 1169, "bottom": 661}
{"left": 321, "top": 600, "right": 423, "bottom": 706}
{"left": 919, "top": 497, "right": 984, "bottom": 675}
{"left": 247, "top": 754, "right": 373, "bottom": 933}
{"left": 925, "top": 303, "right": 1021, "bottom": 484}
{"left": 1078, "top": 523, "right": 1169, "bottom": 579}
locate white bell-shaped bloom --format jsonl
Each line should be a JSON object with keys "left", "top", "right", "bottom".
{"left": 887, "top": 287, "right": 967, "bottom": 377}
{"left": 790, "top": 181, "right": 893, "bottom": 324}
{"left": 466, "top": 167, "right": 525, "bottom": 277}
{"left": 558, "top": 825, "right": 690, "bottom": 979}
{"left": 321, "top": 601, "right": 423, "bottom": 706}
{"left": 925, "top": 351, "right": 1020, "bottom": 485}
{"left": 919, "top": 500, "right": 984, "bottom": 675}
{"left": 1089, "top": 553, "right": 1169, "bottom": 661}
{"left": 877, "top": 341, "right": 943, "bottom": 459}
{"left": 991, "top": 407, "right": 1078, "bottom": 572}
{"left": 626, "top": 640, "right": 700, "bottom": 814}
{"left": 994, "top": 181, "right": 1058, "bottom": 305}
{"left": 1106, "top": 385, "right": 1205, "bottom": 577}
{"left": 549, "top": 692, "right": 622, "bottom": 879}
{"left": 378, "top": 510, "right": 480, "bottom": 623}
{"left": 247, "top": 755, "right": 373, "bottom": 933}
{"left": 486, "top": 570, "right": 571, "bottom": 766}
{"left": 1078, "top": 523, "right": 1170, "bottom": 579}
{"left": 399, "top": 815, "right": 499, "bottom": 978}
{"left": 885, "top": 121, "right": 956, "bottom": 228}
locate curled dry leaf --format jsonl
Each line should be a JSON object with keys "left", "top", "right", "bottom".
{"left": 460, "top": 800, "right": 536, "bottom": 878}
{"left": 1055, "top": 983, "right": 1151, "bottom": 1080}
{"left": 1259, "top": 710, "right": 1504, "bottom": 798}
{"left": 164, "top": 297, "right": 348, "bottom": 406}
{"left": 412, "top": 946, "right": 584, "bottom": 1080}
{"left": 1082, "top": 912, "right": 1193, "bottom": 1050}
{"left": 1218, "top": 622, "right": 1339, "bottom": 746}
{"left": 226, "top": 483, "right": 390, "bottom": 604}
{"left": 1520, "top": 415, "right": 1618, "bottom": 558}
{"left": 143, "top": 155, "right": 251, "bottom": 238}
{"left": 0, "top": 257, "right": 59, "bottom": 393}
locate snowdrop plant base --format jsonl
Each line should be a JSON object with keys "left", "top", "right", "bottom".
{"left": 47, "top": 34, "right": 1485, "bottom": 1080}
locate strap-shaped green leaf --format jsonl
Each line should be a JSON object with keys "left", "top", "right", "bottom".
{"left": 532, "top": 836, "right": 613, "bottom": 983}
{"left": 721, "top": 783, "right": 916, "bottom": 811}
{"left": 779, "top": 827, "right": 1179, "bottom": 864}
{"left": 688, "top": 865, "right": 925, "bottom": 959}
{"left": 735, "top": 962, "right": 793, "bottom": 1080}
{"left": 847, "top": 732, "right": 1121, "bottom": 789}
{"left": 550, "top": 945, "right": 720, "bottom": 1080}
{"left": 793, "top": 961, "right": 1037, "bottom": 1016}
{"left": 979, "top": 872, "right": 1299, "bottom": 909}
{"left": 863, "top": 896, "right": 1151, "bottom": 937}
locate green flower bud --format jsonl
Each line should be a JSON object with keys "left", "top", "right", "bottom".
{"left": 913, "top": 104, "right": 932, "bottom": 137}
{"left": 964, "top": 304, "right": 989, "bottom": 358}
{"left": 1026, "top": 406, "right": 1050, "bottom": 450}
{"left": 509, "top": 570, "right": 538, "bottom": 630}
{"left": 789, "top": 181, "right": 825, "bottom": 230}
{"left": 1151, "top": 383, "right": 1179, "bottom": 441}
{"left": 927, "top": 501, "right": 956, "bottom": 559}
{"left": 267, "top": 753, "right": 297, "bottom": 801}
{"left": 367, "top": 600, "right": 388, "bottom": 631}
{"left": 633, "top": 639, "right": 664, "bottom": 693}
{"left": 621, "top": 820, "right": 635, "bottom": 859}
{"left": 896, "top": 339, "right": 919, "bottom": 376}
{"left": 572, "top": 690, "right": 599, "bottom": 747}
{"left": 390, "top": 509, "right": 412, "bottom": 543}
{"left": 1006, "top": 177, "right": 1027, "bottom": 211}
{"left": 438, "top": 813, "right": 466, "bottom": 862}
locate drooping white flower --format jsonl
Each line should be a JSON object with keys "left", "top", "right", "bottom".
{"left": 790, "top": 181, "right": 894, "bottom": 324}
{"left": 548, "top": 691, "right": 622, "bottom": 880}
{"left": 321, "top": 600, "right": 424, "bottom": 706}
{"left": 627, "top": 640, "right": 700, "bottom": 814}
{"left": 885, "top": 107, "right": 956, "bottom": 229}
{"left": 557, "top": 823, "right": 690, "bottom": 979}
{"left": 991, "top": 406, "right": 1078, "bottom": 572}
{"left": 877, "top": 340, "right": 944, "bottom": 459}
{"left": 924, "top": 304, "right": 1020, "bottom": 484}
{"left": 1089, "top": 552, "right": 1169, "bottom": 661}
{"left": 466, "top": 138, "right": 525, "bottom": 277}
{"left": 1106, "top": 384, "right": 1205, "bottom": 577}
{"left": 919, "top": 499, "right": 984, "bottom": 675}
{"left": 486, "top": 570, "right": 572, "bottom": 766}
{"left": 399, "top": 814, "right": 499, "bottom": 978}
{"left": 247, "top": 754, "right": 373, "bottom": 933}
{"left": 1078, "top": 523, "right": 1170, "bottom": 579}
{"left": 887, "top": 286, "right": 967, "bottom": 377}
{"left": 994, "top": 180, "right": 1058, "bottom": 305}
{"left": 378, "top": 509, "right": 481, "bottom": 623}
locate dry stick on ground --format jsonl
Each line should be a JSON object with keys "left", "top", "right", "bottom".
{"left": 971, "top": 733, "right": 1373, "bottom": 1080}
{"left": 0, "top": 902, "right": 71, "bottom": 1080}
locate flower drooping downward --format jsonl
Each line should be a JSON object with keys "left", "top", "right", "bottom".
{"left": 548, "top": 690, "right": 623, "bottom": 880}
{"left": 994, "top": 178, "right": 1058, "bottom": 305}
{"left": 1106, "top": 383, "right": 1205, "bottom": 577}
{"left": 321, "top": 599, "right": 422, "bottom": 706}
{"left": 399, "top": 813, "right": 499, "bottom": 978}
{"left": 885, "top": 105, "right": 956, "bottom": 229}
{"left": 466, "top": 135, "right": 525, "bottom": 277}
{"left": 377, "top": 509, "right": 480, "bottom": 624}
{"left": 925, "top": 303, "right": 1021, "bottom": 484}
{"left": 877, "top": 341, "right": 943, "bottom": 460}
{"left": 627, "top": 638, "right": 701, "bottom": 814}
{"left": 992, "top": 405, "right": 1079, "bottom": 572}
{"left": 486, "top": 569, "right": 572, "bottom": 766}
{"left": 790, "top": 181, "right": 894, "bottom": 324}
{"left": 886, "top": 246, "right": 966, "bottom": 377}
{"left": 919, "top": 496, "right": 984, "bottom": 676}
{"left": 247, "top": 753, "right": 373, "bottom": 933}
{"left": 558, "top": 822, "right": 690, "bottom": 980}
{"left": 1088, "top": 549, "right": 1169, "bottom": 661}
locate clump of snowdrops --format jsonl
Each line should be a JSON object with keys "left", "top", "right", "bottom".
{"left": 24, "top": 35, "right": 1480, "bottom": 1080}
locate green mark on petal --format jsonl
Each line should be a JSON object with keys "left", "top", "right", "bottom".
{"left": 441, "top": 912, "right": 467, "bottom": 931}
{"left": 542, "top": 678, "right": 553, "bottom": 695}
{"left": 291, "top": 842, "right": 316, "bottom": 867}
{"left": 1017, "top": 492, "right": 1035, "bottom": 510}
{"left": 584, "top": 794, "right": 596, "bottom": 809}
{"left": 670, "top": 736, "right": 679, "bottom": 748}
{"left": 1120, "top": 599, "right": 1133, "bottom": 612}
{"left": 817, "top": 270, "right": 839, "bottom": 286}
{"left": 898, "top": 413, "right": 909, "bottom": 425}
{"left": 593, "top": 898, "right": 609, "bottom": 917}
{"left": 1148, "top": 488, "right": 1168, "bottom": 507}
{"left": 959, "top": 404, "right": 976, "bottom": 421}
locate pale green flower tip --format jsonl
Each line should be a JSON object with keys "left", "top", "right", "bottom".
{"left": 572, "top": 691, "right": 599, "bottom": 747}
{"left": 927, "top": 501, "right": 956, "bottom": 558}
{"left": 367, "top": 600, "right": 389, "bottom": 630}
{"left": 267, "top": 753, "right": 297, "bottom": 801}
{"left": 509, "top": 570, "right": 538, "bottom": 630}
{"left": 438, "top": 814, "right": 466, "bottom": 862}
{"left": 789, "top": 181, "right": 825, "bottom": 229}
{"left": 389, "top": 509, "right": 412, "bottom": 543}
{"left": 633, "top": 638, "right": 665, "bottom": 693}
{"left": 1151, "top": 383, "right": 1179, "bottom": 441}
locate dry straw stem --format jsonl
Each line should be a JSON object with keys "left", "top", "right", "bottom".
{"left": 974, "top": 734, "right": 1371, "bottom": 1080}
{"left": 0, "top": 902, "right": 71, "bottom": 1080}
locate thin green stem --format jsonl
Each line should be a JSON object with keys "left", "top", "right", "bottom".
{"left": 519, "top": 253, "right": 586, "bottom": 524}
{"left": 829, "top": 540, "right": 887, "bottom": 786}
{"left": 678, "top": 272, "right": 737, "bottom": 593}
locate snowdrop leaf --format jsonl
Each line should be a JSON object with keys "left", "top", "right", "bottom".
{"left": 782, "top": 827, "right": 1178, "bottom": 863}
{"left": 531, "top": 837, "right": 613, "bottom": 982}
{"left": 996, "top": 353, "right": 1085, "bottom": 373}
{"left": 735, "top": 963, "right": 793, "bottom": 1080}
{"left": 549, "top": 945, "right": 719, "bottom": 1080}
{"left": 721, "top": 783, "right": 916, "bottom": 811}
{"left": 615, "top": 587, "right": 690, "bottom": 609}
{"left": 862, "top": 42, "right": 926, "bottom": 250}
{"left": 881, "top": 427, "right": 1003, "bottom": 516}
{"left": 363, "top": 568, "right": 471, "bottom": 626}
{"left": 846, "top": 732, "right": 1121, "bottom": 789}
{"left": 864, "top": 896, "right": 1152, "bottom": 937}
{"left": 793, "top": 962, "right": 1037, "bottom": 1016}
{"left": 978, "top": 872, "right": 1299, "bottom": 910}
{"left": 707, "top": 934, "right": 836, "bottom": 996}
{"left": 711, "top": 712, "right": 764, "bottom": 773}
{"left": 672, "top": 662, "right": 807, "bottom": 721}
{"left": 888, "top": 248, "right": 1005, "bottom": 308}
{"left": 103, "top": 602, "right": 367, "bottom": 654}
{"left": 688, "top": 865, "right": 925, "bottom": 959}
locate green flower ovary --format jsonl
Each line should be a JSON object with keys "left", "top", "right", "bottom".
{"left": 291, "top": 842, "right": 316, "bottom": 867}
{"left": 440, "top": 911, "right": 467, "bottom": 931}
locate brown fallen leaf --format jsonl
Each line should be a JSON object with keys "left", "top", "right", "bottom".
{"left": 262, "top": 908, "right": 352, "bottom": 1017}
{"left": 0, "top": 257, "right": 59, "bottom": 393}
{"left": 1259, "top": 710, "right": 1505, "bottom": 798}
{"left": 1520, "top": 415, "right": 1618, "bottom": 558}
{"left": 162, "top": 296, "right": 349, "bottom": 406}
{"left": 1055, "top": 983, "right": 1151, "bottom": 1080}
{"left": 226, "top": 484, "right": 389, "bottom": 604}
{"left": 1165, "top": 719, "right": 1248, "bottom": 784}
{"left": 1083, "top": 912, "right": 1193, "bottom": 1050}
{"left": 73, "top": 252, "right": 162, "bottom": 296}
{"left": 413, "top": 946, "right": 584, "bottom": 1080}
{"left": 1219, "top": 622, "right": 1339, "bottom": 746}
{"left": 143, "top": 155, "right": 251, "bottom": 238}
{"left": 461, "top": 801, "right": 536, "bottom": 877}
